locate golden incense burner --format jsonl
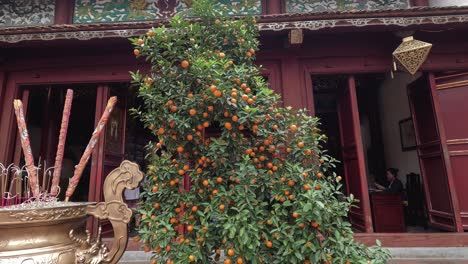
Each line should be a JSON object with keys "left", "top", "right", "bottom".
{"left": 0, "top": 160, "right": 143, "bottom": 264}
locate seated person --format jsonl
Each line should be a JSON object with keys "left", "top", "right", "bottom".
{"left": 375, "top": 168, "right": 403, "bottom": 194}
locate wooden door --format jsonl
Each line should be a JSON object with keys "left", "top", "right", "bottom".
{"left": 89, "top": 84, "right": 127, "bottom": 234}
{"left": 431, "top": 72, "right": 468, "bottom": 230}
{"left": 337, "top": 75, "right": 372, "bottom": 232}
{"left": 407, "top": 75, "right": 463, "bottom": 232}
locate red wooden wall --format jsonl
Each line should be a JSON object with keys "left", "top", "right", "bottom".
{"left": 2, "top": 28, "right": 468, "bottom": 232}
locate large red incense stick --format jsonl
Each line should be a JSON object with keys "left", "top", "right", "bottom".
{"left": 13, "top": 100, "right": 40, "bottom": 197}
{"left": 65, "top": 96, "right": 117, "bottom": 201}
{"left": 50, "top": 89, "right": 73, "bottom": 196}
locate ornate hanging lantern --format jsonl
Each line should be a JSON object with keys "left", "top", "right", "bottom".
{"left": 392, "top": 36, "right": 432, "bottom": 75}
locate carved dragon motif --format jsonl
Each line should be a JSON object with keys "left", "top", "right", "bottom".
{"left": 70, "top": 227, "right": 109, "bottom": 264}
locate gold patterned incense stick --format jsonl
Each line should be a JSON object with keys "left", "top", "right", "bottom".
{"left": 65, "top": 96, "right": 117, "bottom": 201}
{"left": 13, "top": 100, "right": 40, "bottom": 197}
{"left": 50, "top": 89, "right": 73, "bottom": 196}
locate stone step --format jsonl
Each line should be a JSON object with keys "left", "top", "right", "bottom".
{"left": 389, "top": 260, "right": 468, "bottom": 264}
{"left": 118, "top": 248, "right": 468, "bottom": 263}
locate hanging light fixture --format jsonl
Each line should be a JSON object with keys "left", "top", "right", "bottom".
{"left": 392, "top": 36, "right": 432, "bottom": 75}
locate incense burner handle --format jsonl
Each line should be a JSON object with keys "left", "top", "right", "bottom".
{"left": 85, "top": 160, "right": 144, "bottom": 264}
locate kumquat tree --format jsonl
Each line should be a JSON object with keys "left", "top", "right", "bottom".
{"left": 131, "top": 0, "right": 390, "bottom": 263}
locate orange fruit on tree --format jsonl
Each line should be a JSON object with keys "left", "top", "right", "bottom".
{"left": 189, "top": 255, "right": 195, "bottom": 262}
{"left": 203, "top": 180, "right": 209, "bottom": 186}
{"left": 237, "top": 258, "right": 243, "bottom": 264}
{"left": 210, "top": 85, "right": 217, "bottom": 93}
{"left": 214, "top": 90, "right": 222, "bottom": 97}
{"left": 219, "top": 52, "right": 226, "bottom": 58}
{"left": 177, "top": 146, "right": 184, "bottom": 153}
{"left": 133, "top": 49, "right": 140, "bottom": 56}
{"left": 170, "top": 105, "right": 178, "bottom": 112}
{"left": 288, "top": 180, "right": 295, "bottom": 187}
{"left": 178, "top": 169, "right": 185, "bottom": 176}
{"left": 216, "top": 177, "right": 223, "bottom": 184}
{"left": 246, "top": 52, "right": 252, "bottom": 57}
{"left": 187, "top": 225, "right": 194, "bottom": 232}
{"left": 227, "top": 249, "right": 235, "bottom": 256}
{"left": 189, "top": 109, "right": 197, "bottom": 116}
{"left": 219, "top": 204, "right": 225, "bottom": 211}
{"left": 315, "top": 184, "right": 321, "bottom": 190}
{"left": 181, "top": 60, "right": 190, "bottom": 68}
{"left": 225, "top": 122, "right": 232, "bottom": 130}
{"left": 241, "top": 94, "right": 248, "bottom": 101}
{"left": 157, "top": 127, "right": 165, "bottom": 135}
{"left": 232, "top": 115, "right": 239, "bottom": 122}
{"left": 292, "top": 212, "right": 300, "bottom": 218}
{"left": 152, "top": 186, "right": 159, "bottom": 192}
{"left": 192, "top": 206, "right": 198, "bottom": 212}
{"left": 187, "top": 134, "right": 193, "bottom": 141}
{"left": 265, "top": 240, "right": 273, "bottom": 248}
{"left": 154, "top": 202, "right": 160, "bottom": 209}
{"left": 297, "top": 142, "right": 304, "bottom": 148}
{"left": 337, "top": 176, "right": 343, "bottom": 181}
{"left": 144, "top": 246, "right": 151, "bottom": 252}
{"left": 224, "top": 259, "right": 232, "bottom": 264}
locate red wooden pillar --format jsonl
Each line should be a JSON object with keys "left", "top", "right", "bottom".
{"left": 0, "top": 77, "right": 18, "bottom": 165}
{"left": 281, "top": 55, "right": 305, "bottom": 110}
{"left": 264, "top": 0, "right": 283, "bottom": 14}
{"left": 410, "top": 0, "right": 429, "bottom": 6}
{"left": 0, "top": 71, "right": 6, "bottom": 125}
{"left": 54, "top": 0, "right": 75, "bottom": 24}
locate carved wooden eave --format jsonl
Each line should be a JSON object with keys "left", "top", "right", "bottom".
{"left": 1, "top": 6, "right": 468, "bottom": 44}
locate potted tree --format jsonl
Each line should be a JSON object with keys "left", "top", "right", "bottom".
{"left": 131, "top": 0, "right": 390, "bottom": 263}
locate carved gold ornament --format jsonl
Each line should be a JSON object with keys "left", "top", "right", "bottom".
{"left": 392, "top": 36, "right": 432, "bottom": 75}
